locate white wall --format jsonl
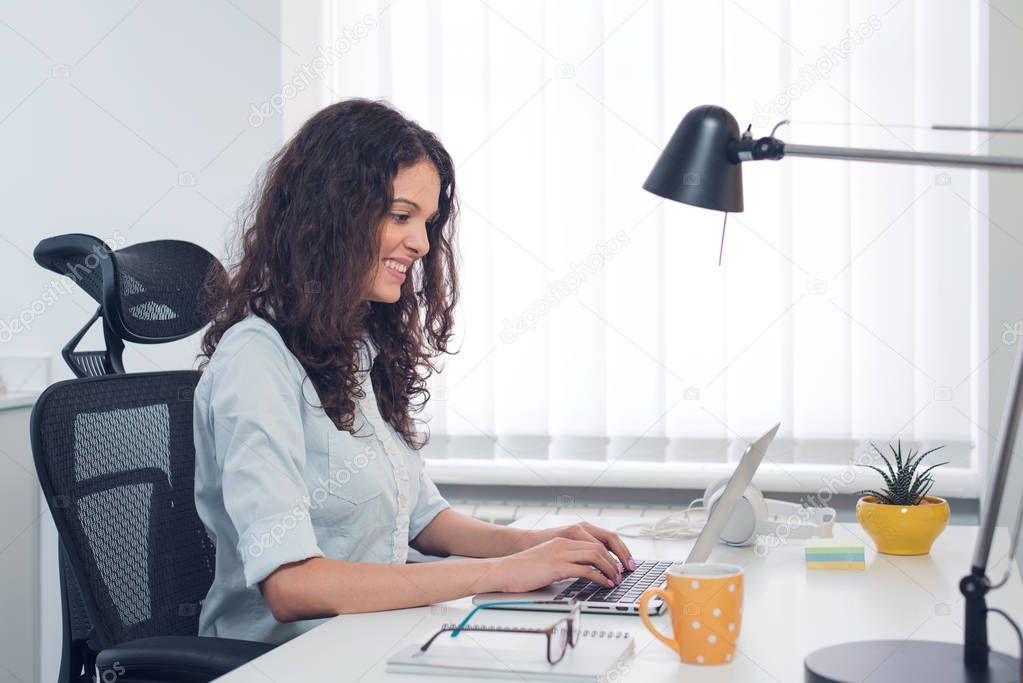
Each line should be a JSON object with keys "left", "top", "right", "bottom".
{"left": 0, "top": 1, "right": 283, "bottom": 680}
{"left": 280, "top": 0, "right": 327, "bottom": 140}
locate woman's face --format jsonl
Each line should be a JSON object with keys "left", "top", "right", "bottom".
{"left": 365, "top": 159, "right": 440, "bottom": 303}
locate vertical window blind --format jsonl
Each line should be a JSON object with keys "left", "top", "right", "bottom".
{"left": 313, "top": 0, "right": 989, "bottom": 494}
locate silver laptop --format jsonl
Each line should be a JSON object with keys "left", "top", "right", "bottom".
{"left": 473, "top": 423, "right": 780, "bottom": 616}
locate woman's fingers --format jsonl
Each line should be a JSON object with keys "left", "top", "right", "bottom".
{"left": 565, "top": 545, "right": 620, "bottom": 583}
{"left": 563, "top": 562, "right": 615, "bottom": 588}
{"left": 582, "top": 523, "right": 635, "bottom": 571}
{"left": 558, "top": 523, "right": 634, "bottom": 571}
{"left": 574, "top": 530, "right": 617, "bottom": 570}
{"left": 564, "top": 531, "right": 617, "bottom": 580}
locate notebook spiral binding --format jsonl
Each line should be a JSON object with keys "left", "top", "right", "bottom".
{"left": 577, "top": 629, "right": 630, "bottom": 639}
{"left": 442, "top": 624, "right": 630, "bottom": 638}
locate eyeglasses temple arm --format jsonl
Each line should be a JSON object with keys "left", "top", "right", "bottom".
{"left": 450, "top": 601, "right": 541, "bottom": 637}
{"left": 420, "top": 626, "right": 456, "bottom": 652}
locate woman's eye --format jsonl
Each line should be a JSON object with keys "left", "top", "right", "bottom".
{"left": 391, "top": 213, "right": 410, "bottom": 224}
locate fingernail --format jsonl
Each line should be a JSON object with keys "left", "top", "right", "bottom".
{"left": 628, "top": 559, "right": 636, "bottom": 571}
{"left": 606, "top": 578, "right": 615, "bottom": 587}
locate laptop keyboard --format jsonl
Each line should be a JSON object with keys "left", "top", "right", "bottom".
{"left": 553, "top": 560, "right": 674, "bottom": 604}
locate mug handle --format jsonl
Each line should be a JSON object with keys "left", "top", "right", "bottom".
{"left": 639, "top": 587, "right": 679, "bottom": 654}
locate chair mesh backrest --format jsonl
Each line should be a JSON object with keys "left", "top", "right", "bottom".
{"left": 32, "top": 371, "right": 215, "bottom": 647}
{"left": 112, "top": 241, "right": 224, "bottom": 340}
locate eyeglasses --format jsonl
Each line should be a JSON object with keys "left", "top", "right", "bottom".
{"left": 419, "top": 599, "right": 582, "bottom": 665}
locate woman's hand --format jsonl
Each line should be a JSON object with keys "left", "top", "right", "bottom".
{"left": 490, "top": 537, "right": 625, "bottom": 594}
{"left": 521, "top": 522, "right": 636, "bottom": 571}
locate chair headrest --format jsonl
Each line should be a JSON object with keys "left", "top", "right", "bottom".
{"left": 34, "top": 233, "right": 227, "bottom": 343}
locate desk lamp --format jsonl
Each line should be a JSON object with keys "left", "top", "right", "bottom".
{"left": 644, "top": 105, "right": 1023, "bottom": 682}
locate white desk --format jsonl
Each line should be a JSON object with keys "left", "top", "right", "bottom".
{"left": 215, "top": 515, "right": 1022, "bottom": 682}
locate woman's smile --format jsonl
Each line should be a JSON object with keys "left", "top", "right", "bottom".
{"left": 383, "top": 257, "right": 410, "bottom": 282}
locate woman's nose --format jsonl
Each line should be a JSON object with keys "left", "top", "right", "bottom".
{"left": 407, "top": 222, "right": 430, "bottom": 256}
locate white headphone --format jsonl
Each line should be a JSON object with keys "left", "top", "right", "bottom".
{"left": 703, "top": 479, "right": 836, "bottom": 546}
{"left": 617, "top": 480, "right": 836, "bottom": 546}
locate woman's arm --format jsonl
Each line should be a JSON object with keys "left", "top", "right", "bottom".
{"left": 409, "top": 508, "right": 534, "bottom": 557}
{"left": 261, "top": 555, "right": 499, "bottom": 621}
{"left": 260, "top": 535, "right": 624, "bottom": 621}
{"left": 410, "top": 509, "right": 636, "bottom": 570}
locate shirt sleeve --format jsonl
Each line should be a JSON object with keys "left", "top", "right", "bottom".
{"left": 209, "top": 325, "right": 324, "bottom": 588}
{"left": 408, "top": 455, "right": 451, "bottom": 542}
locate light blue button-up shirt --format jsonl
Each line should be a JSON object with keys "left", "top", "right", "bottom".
{"left": 193, "top": 314, "right": 450, "bottom": 644}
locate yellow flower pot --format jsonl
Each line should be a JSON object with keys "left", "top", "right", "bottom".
{"left": 855, "top": 495, "right": 950, "bottom": 555}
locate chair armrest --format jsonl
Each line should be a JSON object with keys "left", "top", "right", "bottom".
{"left": 96, "top": 635, "right": 276, "bottom": 682}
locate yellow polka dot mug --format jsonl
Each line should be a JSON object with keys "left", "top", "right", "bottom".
{"left": 639, "top": 562, "right": 743, "bottom": 665}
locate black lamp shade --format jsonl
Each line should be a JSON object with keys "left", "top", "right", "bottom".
{"left": 643, "top": 105, "right": 744, "bottom": 213}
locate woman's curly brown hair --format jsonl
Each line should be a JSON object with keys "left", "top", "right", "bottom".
{"left": 198, "top": 98, "right": 458, "bottom": 449}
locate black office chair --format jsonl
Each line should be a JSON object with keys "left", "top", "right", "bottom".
{"left": 32, "top": 372, "right": 275, "bottom": 682}
{"left": 31, "top": 234, "right": 274, "bottom": 682}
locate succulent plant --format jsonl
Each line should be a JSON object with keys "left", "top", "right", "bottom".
{"left": 856, "top": 441, "right": 948, "bottom": 505}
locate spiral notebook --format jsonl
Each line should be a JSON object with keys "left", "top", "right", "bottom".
{"left": 386, "top": 624, "right": 635, "bottom": 682}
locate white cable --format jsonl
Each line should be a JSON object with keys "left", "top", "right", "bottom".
{"left": 616, "top": 499, "right": 711, "bottom": 541}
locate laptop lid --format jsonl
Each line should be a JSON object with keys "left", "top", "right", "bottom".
{"left": 685, "top": 422, "right": 780, "bottom": 563}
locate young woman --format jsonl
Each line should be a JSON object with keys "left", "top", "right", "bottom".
{"left": 193, "top": 99, "right": 634, "bottom": 644}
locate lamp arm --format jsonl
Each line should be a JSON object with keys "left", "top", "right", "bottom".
{"left": 955, "top": 308, "right": 1023, "bottom": 672}
{"left": 728, "top": 136, "right": 1023, "bottom": 171}
{"left": 786, "top": 141, "right": 1023, "bottom": 171}
{"left": 974, "top": 329, "right": 1023, "bottom": 573}
{"left": 933, "top": 124, "right": 1023, "bottom": 134}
